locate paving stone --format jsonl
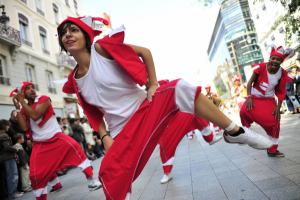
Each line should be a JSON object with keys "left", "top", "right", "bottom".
{"left": 271, "top": 164, "right": 300, "bottom": 176}
{"left": 165, "top": 185, "right": 192, "bottom": 198}
{"left": 227, "top": 191, "right": 269, "bottom": 200}
{"left": 285, "top": 172, "right": 300, "bottom": 184}
{"left": 193, "top": 187, "right": 227, "bottom": 200}
{"left": 215, "top": 169, "right": 244, "bottom": 180}
{"left": 263, "top": 185, "right": 300, "bottom": 200}
{"left": 192, "top": 179, "right": 222, "bottom": 193}
{"left": 253, "top": 176, "right": 295, "bottom": 191}
{"left": 246, "top": 169, "right": 281, "bottom": 181}
{"left": 164, "top": 193, "right": 194, "bottom": 200}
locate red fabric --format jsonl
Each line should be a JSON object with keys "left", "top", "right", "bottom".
{"left": 240, "top": 97, "right": 280, "bottom": 139}
{"left": 9, "top": 82, "right": 34, "bottom": 97}
{"left": 36, "top": 194, "right": 47, "bottom": 200}
{"left": 98, "top": 80, "right": 201, "bottom": 200}
{"left": 30, "top": 132, "right": 92, "bottom": 199}
{"left": 269, "top": 46, "right": 294, "bottom": 61}
{"left": 57, "top": 16, "right": 109, "bottom": 44}
{"left": 206, "top": 93, "right": 217, "bottom": 97}
{"left": 159, "top": 112, "right": 211, "bottom": 174}
{"left": 202, "top": 133, "right": 214, "bottom": 143}
{"left": 252, "top": 63, "right": 293, "bottom": 101}
{"left": 158, "top": 79, "right": 169, "bottom": 86}
{"left": 231, "top": 75, "right": 242, "bottom": 82}
{"left": 237, "top": 101, "right": 244, "bottom": 109}
{"left": 62, "top": 30, "right": 148, "bottom": 132}
{"left": 21, "top": 95, "right": 54, "bottom": 139}
{"left": 268, "top": 144, "right": 278, "bottom": 154}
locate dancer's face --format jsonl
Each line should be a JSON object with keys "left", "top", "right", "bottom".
{"left": 269, "top": 55, "right": 282, "bottom": 71}
{"left": 60, "top": 24, "right": 87, "bottom": 54}
{"left": 205, "top": 88, "right": 210, "bottom": 94}
{"left": 234, "top": 81, "right": 240, "bottom": 86}
{"left": 24, "top": 84, "right": 36, "bottom": 100}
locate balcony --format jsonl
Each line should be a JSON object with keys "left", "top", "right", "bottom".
{"left": 0, "top": 27, "right": 21, "bottom": 62}
{"left": 48, "top": 87, "right": 57, "bottom": 94}
{"left": 21, "top": 38, "right": 32, "bottom": 47}
{"left": 42, "top": 48, "right": 50, "bottom": 55}
{"left": 56, "top": 53, "right": 77, "bottom": 69}
{"left": 0, "top": 77, "right": 10, "bottom": 86}
{"left": 36, "top": 8, "right": 45, "bottom": 17}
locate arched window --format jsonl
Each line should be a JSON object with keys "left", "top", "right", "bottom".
{"left": 39, "top": 26, "right": 50, "bottom": 55}
{"left": 18, "top": 13, "right": 32, "bottom": 47}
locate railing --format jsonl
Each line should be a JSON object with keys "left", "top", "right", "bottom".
{"left": 42, "top": 48, "right": 50, "bottom": 55}
{"left": 65, "top": 0, "right": 70, "bottom": 7}
{"left": 0, "top": 27, "right": 21, "bottom": 44}
{"left": 21, "top": 38, "right": 32, "bottom": 47}
{"left": 48, "top": 87, "right": 57, "bottom": 94}
{"left": 0, "top": 77, "right": 10, "bottom": 85}
{"left": 56, "top": 53, "right": 77, "bottom": 67}
{"left": 36, "top": 8, "right": 45, "bottom": 17}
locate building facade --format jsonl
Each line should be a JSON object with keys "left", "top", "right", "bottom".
{"left": 248, "top": 0, "right": 300, "bottom": 70}
{"left": 207, "top": 0, "right": 264, "bottom": 98}
{"left": 0, "top": 0, "right": 82, "bottom": 119}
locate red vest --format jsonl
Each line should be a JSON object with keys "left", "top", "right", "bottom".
{"left": 62, "top": 30, "right": 148, "bottom": 132}
{"left": 21, "top": 95, "right": 54, "bottom": 139}
{"left": 158, "top": 79, "right": 169, "bottom": 87}
{"left": 252, "top": 63, "right": 293, "bottom": 101}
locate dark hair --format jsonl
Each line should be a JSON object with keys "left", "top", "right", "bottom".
{"left": 58, "top": 21, "right": 91, "bottom": 55}
{"left": 14, "top": 133, "right": 24, "bottom": 142}
{"left": 11, "top": 110, "right": 16, "bottom": 116}
{"left": 0, "top": 119, "right": 9, "bottom": 130}
{"left": 69, "top": 118, "right": 75, "bottom": 124}
{"left": 56, "top": 117, "right": 62, "bottom": 123}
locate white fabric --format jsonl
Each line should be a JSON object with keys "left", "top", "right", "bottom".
{"left": 268, "top": 136, "right": 278, "bottom": 145}
{"left": 33, "top": 186, "right": 47, "bottom": 197}
{"left": 200, "top": 126, "right": 212, "bottom": 136}
{"left": 109, "top": 25, "right": 126, "bottom": 37}
{"left": 251, "top": 68, "right": 282, "bottom": 98}
{"left": 162, "top": 157, "right": 175, "bottom": 166}
{"left": 78, "top": 158, "right": 91, "bottom": 171}
{"left": 175, "top": 79, "right": 197, "bottom": 114}
{"left": 75, "top": 44, "right": 147, "bottom": 139}
{"left": 30, "top": 115, "right": 61, "bottom": 141}
{"left": 48, "top": 177, "right": 60, "bottom": 187}
{"left": 82, "top": 123, "right": 95, "bottom": 145}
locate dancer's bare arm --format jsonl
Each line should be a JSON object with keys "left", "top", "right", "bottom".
{"left": 246, "top": 73, "right": 258, "bottom": 110}
{"left": 98, "top": 119, "right": 113, "bottom": 154}
{"left": 272, "top": 99, "right": 282, "bottom": 121}
{"left": 14, "top": 92, "right": 50, "bottom": 121}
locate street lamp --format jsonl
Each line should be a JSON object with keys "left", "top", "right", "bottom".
{"left": 0, "top": 5, "right": 10, "bottom": 31}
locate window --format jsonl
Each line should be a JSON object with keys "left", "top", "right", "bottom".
{"left": 279, "top": 27, "right": 284, "bottom": 33}
{"left": 19, "top": 22, "right": 26, "bottom": 40}
{"left": 264, "top": 42, "right": 267, "bottom": 47}
{"left": 0, "top": 58, "right": 3, "bottom": 76}
{"left": 39, "top": 26, "right": 50, "bottom": 55}
{"left": 262, "top": 4, "right": 266, "bottom": 10}
{"left": 25, "top": 65, "right": 34, "bottom": 83}
{"left": 18, "top": 13, "right": 32, "bottom": 47}
{"left": 74, "top": 0, "right": 78, "bottom": 15}
{"left": 36, "top": 0, "right": 44, "bottom": 16}
{"left": 271, "top": 35, "right": 275, "bottom": 41}
{"left": 46, "top": 71, "right": 52, "bottom": 87}
{"left": 53, "top": 3, "right": 59, "bottom": 25}
{"left": 65, "top": 0, "right": 70, "bottom": 7}
{"left": 256, "top": 14, "right": 259, "bottom": 19}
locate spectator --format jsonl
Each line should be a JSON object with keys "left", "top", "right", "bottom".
{"left": 0, "top": 119, "right": 23, "bottom": 199}
{"left": 56, "top": 117, "right": 64, "bottom": 131}
{"left": 82, "top": 119, "right": 95, "bottom": 146}
{"left": 7, "top": 110, "right": 26, "bottom": 145}
{"left": 13, "top": 133, "right": 32, "bottom": 192}
{"left": 285, "top": 71, "right": 297, "bottom": 114}
{"left": 63, "top": 118, "right": 73, "bottom": 136}
{"left": 94, "top": 140, "right": 105, "bottom": 158}
{"left": 85, "top": 143, "right": 96, "bottom": 161}
{"left": 70, "top": 118, "right": 85, "bottom": 150}
{"left": 25, "top": 139, "right": 33, "bottom": 159}
{"left": 293, "top": 67, "right": 300, "bottom": 112}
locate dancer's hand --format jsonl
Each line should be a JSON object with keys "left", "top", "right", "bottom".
{"left": 15, "top": 91, "right": 25, "bottom": 103}
{"left": 272, "top": 106, "right": 281, "bottom": 121}
{"left": 12, "top": 96, "right": 21, "bottom": 110}
{"left": 103, "top": 136, "right": 114, "bottom": 154}
{"left": 246, "top": 97, "right": 255, "bottom": 110}
{"left": 147, "top": 84, "right": 158, "bottom": 103}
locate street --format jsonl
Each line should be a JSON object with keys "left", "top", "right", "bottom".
{"left": 20, "top": 113, "right": 300, "bottom": 200}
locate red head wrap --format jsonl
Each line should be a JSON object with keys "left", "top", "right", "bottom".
{"left": 57, "top": 16, "right": 109, "bottom": 44}
{"left": 9, "top": 82, "right": 34, "bottom": 97}
{"left": 266, "top": 44, "right": 295, "bottom": 61}
{"left": 231, "top": 75, "right": 242, "bottom": 82}
{"left": 204, "top": 85, "right": 211, "bottom": 90}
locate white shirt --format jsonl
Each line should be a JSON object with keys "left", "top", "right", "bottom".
{"left": 252, "top": 68, "right": 282, "bottom": 98}
{"left": 31, "top": 115, "right": 61, "bottom": 141}
{"left": 75, "top": 44, "right": 147, "bottom": 138}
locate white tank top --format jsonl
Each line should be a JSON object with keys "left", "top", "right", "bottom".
{"left": 30, "top": 115, "right": 61, "bottom": 141}
{"left": 252, "top": 68, "right": 282, "bottom": 98}
{"left": 75, "top": 44, "right": 147, "bottom": 138}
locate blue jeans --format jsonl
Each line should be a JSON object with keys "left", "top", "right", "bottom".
{"left": 3, "top": 158, "right": 18, "bottom": 197}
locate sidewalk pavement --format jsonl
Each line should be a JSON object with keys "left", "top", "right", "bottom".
{"left": 19, "top": 114, "right": 300, "bottom": 200}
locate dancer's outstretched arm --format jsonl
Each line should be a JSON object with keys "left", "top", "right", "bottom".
{"left": 98, "top": 119, "right": 113, "bottom": 153}
{"left": 195, "top": 93, "right": 239, "bottom": 134}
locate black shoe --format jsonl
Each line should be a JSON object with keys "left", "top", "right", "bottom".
{"left": 56, "top": 171, "right": 66, "bottom": 176}
{"left": 267, "top": 150, "right": 285, "bottom": 157}
{"left": 49, "top": 186, "right": 62, "bottom": 194}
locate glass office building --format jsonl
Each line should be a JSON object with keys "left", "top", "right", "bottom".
{"left": 207, "top": 0, "right": 264, "bottom": 96}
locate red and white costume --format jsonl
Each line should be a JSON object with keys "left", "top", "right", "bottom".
{"left": 205, "top": 85, "right": 221, "bottom": 134}
{"left": 240, "top": 45, "right": 294, "bottom": 154}
{"left": 10, "top": 84, "right": 93, "bottom": 200}
{"left": 59, "top": 17, "right": 202, "bottom": 199}
{"left": 231, "top": 75, "right": 246, "bottom": 109}
{"left": 159, "top": 111, "right": 214, "bottom": 174}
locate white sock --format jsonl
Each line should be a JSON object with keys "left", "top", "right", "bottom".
{"left": 225, "top": 122, "right": 236, "bottom": 132}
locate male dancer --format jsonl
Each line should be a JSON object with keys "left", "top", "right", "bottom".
{"left": 240, "top": 45, "right": 295, "bottom": 157}
{"left": 205, "top": 85, "right": 223, "bottom": 135}
{"left": 10, "top": 82, "right": 101, "bottom": 200}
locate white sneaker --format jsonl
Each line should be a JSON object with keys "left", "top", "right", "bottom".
{"left": 88, "top": 180, "right": 102, "bottom": 191}
{"left": 160, "top": 173, "right": 173, "bottom": 184}
{"left": 215, "top": 129, "right": 224, "bottom": 135}
{"left": 209, "top": 135, "right": 222, "bottom": 145}
{"left": 223, "top": 127, "right": 273, "bottom": 150}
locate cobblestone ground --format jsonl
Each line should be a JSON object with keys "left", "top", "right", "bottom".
{"left": 19, "top": 114, "right": 300, "bottom": 200}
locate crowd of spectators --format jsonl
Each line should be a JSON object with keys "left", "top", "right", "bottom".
{"left": 0, "top": 112, "right": 105, "bottom": 199}
{"left": 285, "top": 66, "right": 300, "bottom": 114}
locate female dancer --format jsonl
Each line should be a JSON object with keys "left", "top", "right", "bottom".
{"left": 57, "top": 16, "right": 272, "bottom": 199}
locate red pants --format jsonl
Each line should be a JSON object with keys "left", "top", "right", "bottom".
{"left": 240, "top": 97, "right": 279, "bottom": 153}
{"left": 30, "top": 132, "right": 93, "bottom": 200}
{"left": 159, "top": 112, "right": 213, "bottom": 174}
{"left": 98, "top": 79, "right": 201, "bottom": 200}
